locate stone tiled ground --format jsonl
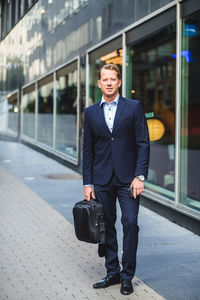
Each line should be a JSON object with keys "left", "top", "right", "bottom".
{"left": 0, "top": 166, "right": 165, "bottom": 300}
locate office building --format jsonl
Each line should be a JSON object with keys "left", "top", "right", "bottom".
{"left": 0, "top": 0, "right": 199, "bottom": 228}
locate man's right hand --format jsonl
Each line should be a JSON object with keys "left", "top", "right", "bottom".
{"left": 84, "top": 186, "right": 95, "bottom": 201}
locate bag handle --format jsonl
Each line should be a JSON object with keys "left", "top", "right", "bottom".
{"left": 83, "top": 196, "right": 99, "bottom": 202}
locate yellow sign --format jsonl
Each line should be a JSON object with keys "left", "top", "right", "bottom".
{"left": 147, "top": 118, "right": 165, "bottom": 142}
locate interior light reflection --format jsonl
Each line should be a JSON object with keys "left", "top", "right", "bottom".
{"left": 172, "top": 50, "right": 194, "bottom": 63}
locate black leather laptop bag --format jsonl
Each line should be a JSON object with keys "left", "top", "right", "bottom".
{"left": 73, "top": 199, "right": 105, "bottom": 244}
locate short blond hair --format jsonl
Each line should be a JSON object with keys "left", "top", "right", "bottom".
{"left": 98, "top": 64, "right": 121, "bottom": 80}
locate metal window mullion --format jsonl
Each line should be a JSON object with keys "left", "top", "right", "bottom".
{"left": 86, "top": 53, "right": 89, "bottom": 107}
{"left": 175, "top": 1, "right": 182, "bottom": 206}
{"left": 53, "top": 71, "right": 56, "bottom": 150}
{"left": 21, "top": 90, "right": 23, "bottom": 137}
{"left": 122, "top": 32, "right": 126, "bottom": 98}
{"left": 35, "top": 81, "right": 38, "bottom": 141}
{"left": 17, "top": 89, "right": 20, "bottom": 138}
{"left": 76, "top": 56, "right": 81, "bottom": 165}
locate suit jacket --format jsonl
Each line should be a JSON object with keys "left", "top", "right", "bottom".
{"left": 83, "top": 96, "right": 150, "bottom": 185}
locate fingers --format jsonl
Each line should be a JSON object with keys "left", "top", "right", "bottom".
{"left": 133, "top": 188, "right": 137, "bottom": 199}
{"left": 84, "top": 186, "right": 95, "bottom": 201}
{"left": 133, "top": 186, "right": 144, "bottom": 199}
{"left": 84, "top": 190, "right": 91, "bottom": 201}
{"left": 85, "top": 193, "right": 91, "bottom": 201}
{"left": 131, "top": 179, "right": 144, "bottom": 199}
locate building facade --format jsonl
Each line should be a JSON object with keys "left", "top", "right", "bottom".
{"left": 0, "top": 0, "right": 200, "bottom": 225}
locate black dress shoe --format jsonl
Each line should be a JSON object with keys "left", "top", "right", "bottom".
{"left": 93, "top": 274, "right": 120, "bottom": 289}
{"left": 120, "top": 279, "right": 133, "bottom": 295}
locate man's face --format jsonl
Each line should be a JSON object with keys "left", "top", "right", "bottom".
{"left": 98, "top": 69, "right": 121, "bottom": 100}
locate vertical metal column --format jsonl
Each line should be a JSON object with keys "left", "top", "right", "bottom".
{"left": 122, "top": 32, "right": 126, "bottom": 98}
{"left": 17, "top": 88, "right": 21, "bottom": 139}
{"left": 175, "top": 1, "right": 182, "bottom": 206}
{"left": 86, "top": 53, "right": 89, "bottom": 107}
{"left": 76, "top": 56, "right": 81, "bottom": 165}
{"left": 53, "top": 71, "right": 57, "bottom": 150}
{"left": 35, "top": 81, "right": 38, "bottom": 142}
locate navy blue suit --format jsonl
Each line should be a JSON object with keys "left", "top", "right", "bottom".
{"left": 83, "top": 96, "right": 150, "bottom": 280}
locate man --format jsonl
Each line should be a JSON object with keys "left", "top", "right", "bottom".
{"left": 83, "top": 64, "right": 150, "bottom": 295}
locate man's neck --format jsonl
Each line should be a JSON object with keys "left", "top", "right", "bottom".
{"left": 104, "top": 93, "right": 119, "bottom": 104}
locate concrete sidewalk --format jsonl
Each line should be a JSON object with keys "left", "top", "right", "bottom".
{"left": 0, "top": 165, "right": 164, "bottom": 300}
{"left": 0, "top": 140, "right": 200, "bottom": 300}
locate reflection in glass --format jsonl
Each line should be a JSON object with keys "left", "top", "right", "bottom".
{"left": 89, "top": 48, "right": 122, "bottom": 104}
{"left": 180, "top": 11, "right": 200, "bottom": 212}
{"left": 22, "top": 88, "right": 36, "bottom": 139}
{"left": 56, "top": 64, "right": 78, "bottom": 159}
{"left": 127, "top": 24, "right": 176, "bottom": 199}
{"left": 7, "top": 94, "right": 19, "bottom": 133}
{"left": 38, "top": 79, "right": 53, "bottom": 147}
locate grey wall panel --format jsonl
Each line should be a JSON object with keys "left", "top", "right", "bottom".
{"left": 126, "top": 7, "right": 176, "bottom": 45}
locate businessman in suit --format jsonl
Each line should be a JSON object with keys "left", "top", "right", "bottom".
{"left": 83, "top": 64, "right": 150, "bottom": 295}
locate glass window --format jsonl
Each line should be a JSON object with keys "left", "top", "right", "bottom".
{"left": 180, "top": 11, "right": 200, "bottom": 212}
{"left": 6, "top": 0, "right": 11, "bottom": 33}
{"left": 0, "top": 96, "right": 7, "bottom": 132}
{"left": 18, "top": 0, "right": 21, "bottom": 19}
{"left": 0, "top": 2, "right": 2, "bottom": 39}
{"left": 24, "top": 0, "right": 29, "bottom": 13}
{"left": 89, "top": 37, "right": 122, "bottom": 104}
{"left": 22, "top": 84, "right": 36, "bottom": 139}
{"left": 56, "top": 61, "right": 78, "bottom": 160}
{"left": 7, "top": 92, "right": 19, "bottom": 134}
{"left": 1, "top": 0, "right": 6, "bottom": 38}
{"left": 126, "top": 24, "right": 176, "bottom": 200}
{"left": 80, "top": 57, "right": 86, "bottom": 131}
{"left": 11, "top": 1, "right": 16, "bottom": 27}
{"left": 38, "top": 75, "right": 54, "bottom": 147}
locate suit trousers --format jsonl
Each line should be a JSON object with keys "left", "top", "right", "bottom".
{"left": 94, "top": 173, "right": 139, "bottom": 280}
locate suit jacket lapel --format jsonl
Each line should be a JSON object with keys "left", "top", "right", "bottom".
{"left": 112, "top": 96, "right": 126, "bottom": 134}
{"left": 95, "top": 96, "right": 126, "bottom": 135}
{"left": 96, "top": 101, "right": 111, "bottom": 134}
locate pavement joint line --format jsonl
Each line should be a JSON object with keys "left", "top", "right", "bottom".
{"left": 0, "top": 165, "right": 165, "bottom": 300}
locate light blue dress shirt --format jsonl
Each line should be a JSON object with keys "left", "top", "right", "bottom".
{"left": 100, "top": 94, "right": 119, "bottom": 132}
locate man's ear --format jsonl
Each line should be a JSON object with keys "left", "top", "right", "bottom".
{"left": 97, "top": 80, "right": 101, "bottom": 88}
{"left": 118, "top": 79, "right": 122, "bottom": 88}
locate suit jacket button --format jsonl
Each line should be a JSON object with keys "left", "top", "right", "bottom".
{"left": 111, "top": 137, "right": 114, "bottom": 141}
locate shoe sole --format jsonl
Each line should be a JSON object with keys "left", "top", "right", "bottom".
{"left": 120, "top": 288, "right": 134, "bottom": 295}
{"left": 93, "top": 281, "right": 121, "bottom": 289}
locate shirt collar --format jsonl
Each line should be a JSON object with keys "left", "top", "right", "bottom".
{"left": 100, "top": 94, "right": 120, "bottom": 107}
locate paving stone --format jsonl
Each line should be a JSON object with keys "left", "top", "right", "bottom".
{"left": 0, "top": 166, "right": 165, "bottom": 300}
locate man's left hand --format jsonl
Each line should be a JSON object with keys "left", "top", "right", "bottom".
{"left": 131, "top": 178, "right": 144, "bottom": 199}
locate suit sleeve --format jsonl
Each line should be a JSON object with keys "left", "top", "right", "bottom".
{"left": 82, "top": 108, "right": 94, "bottom": 185}
{"left": 134, "top": 102, "right": 150, "bottom": 178}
